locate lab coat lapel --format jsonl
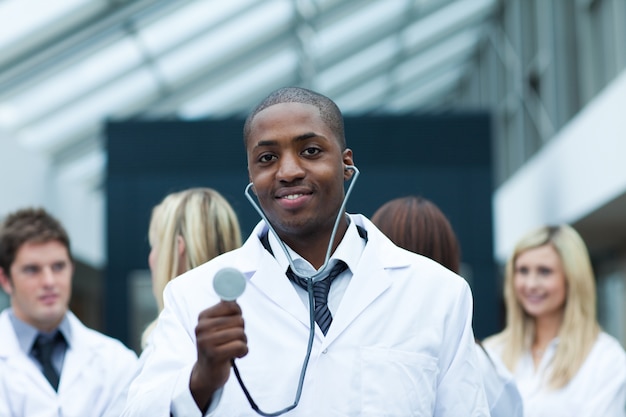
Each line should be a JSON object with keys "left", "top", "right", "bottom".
{"left": 0, "top": 311, "right": 57, "bottom": 394}
{"left": 325, "top": 241, "right": 393, "bottom": 344}
{"left": 57, "top": 313, "right": 97, "bottom": 391}
{"left": 248, "top": 251, "right": 311, "bottom": 328}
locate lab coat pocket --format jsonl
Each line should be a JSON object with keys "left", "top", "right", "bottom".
{"left": 360, "top": 347, "right": 438, "bottom": 416}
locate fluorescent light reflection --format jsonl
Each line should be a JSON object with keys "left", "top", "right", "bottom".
{"left": 335, "top": 76, "right": 389, "bottom": 113}
{"left": 155, "top": 0, "right": 293, "bottom": 87}
{"left": 315, "top": 37, "right": 398, "bottom": 92}
{"left": 137, "top": 0, "right": 257, "bottom": 54}
{"left": 311, "top": 1, "right": 404, "bottom": 59}
{"left": 385, "top": 66, "right": 464, "bottom": 111}
{"left": 0, "top": 0, "right": 106, "bottom": 67}
{"left": 395, "top": 29, "right": 479, "bottom": 85}
{"left": 19, "top": 68, "right": 160, "bottom": 153}
{"left": 180, "top": 49, "right": 299, "bottom": 118}
{"left": 6, "top": 39, "right": 145, "bottom": 127}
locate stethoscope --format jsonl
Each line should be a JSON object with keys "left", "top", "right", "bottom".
{"left": 224, "top": 165, "right": 360, "bottom": 416}
{"left": 245, "top": 165, "right": 360, "bottom": 282}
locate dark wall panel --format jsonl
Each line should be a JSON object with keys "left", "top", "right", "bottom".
{"left": 106, "top": 113, "right": 496, "bottom": 346}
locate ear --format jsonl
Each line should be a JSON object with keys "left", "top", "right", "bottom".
{"left": 247, "top": 169, "right": 257, "bottom": 195}
{"left": 177, "top": 235, "right": 186, "bottom": 259}
{"left": 176, "top": 235, "right": 187, "bottom": 275}
{"left": 342, "top": 148, "right": 354, "bottom": 180}
{"left": 0, "top": 268, "right": 13, "bottom": 296}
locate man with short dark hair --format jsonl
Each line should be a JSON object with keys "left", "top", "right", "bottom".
{"left": 0, "top": 207, "right": 138, "bottom": 417}
{"left": 124, "top": 87, "right": 489, "bottom": 416}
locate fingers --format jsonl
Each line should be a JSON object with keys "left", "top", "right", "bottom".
{"left": 190, "top": 301, "right": 249, "bottom": 405}
{"left": 196, "top": 301, "right": 248, "bottom": 363}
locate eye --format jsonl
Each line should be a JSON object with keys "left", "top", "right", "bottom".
{"left": 258, "top": 153, "right": 277, "bottom": 163}
{"left": 516, "top": 266, "right": 529, "bottom": 275}
{"left": 23, "top": 265, "right": 40, "bottom": 275}
{"left": 51, "top": 262, "right": 67, "bottom": 273}
{"left": 302, "top": 146, "right": 321, "bottom": 157}
{"left": 537, "top": 266, "right": 552, "bottom": 276}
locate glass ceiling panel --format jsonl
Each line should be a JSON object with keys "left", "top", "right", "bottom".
{"left": 385, "top": 65, "right": 465, "bottom": 110}
{"left": 5, "top": 38, "right": 145, "bottom": 128}
{"left": 154, "top": 0, "right": 293, "bottom": 87}
{"left": 311, "top": 1, "right": 405, "bottom": 59}
{"left": 0, "top": 0, "right": 495, "bottom": 158}
{"left": 137, "top": 0, "right": 257, "bottom": 56}
{"left": 180, "top": 48, "right": 300, "bottom": 118}
{"left": 0, "top": 0, "right": 104, "bottom": 61}
{"left": 315, "top": 36, "right": 399, "bottom": 92}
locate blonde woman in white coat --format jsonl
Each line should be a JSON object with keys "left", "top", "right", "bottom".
{"left": 485, "top": 224, "right": 626, "bottom": 417}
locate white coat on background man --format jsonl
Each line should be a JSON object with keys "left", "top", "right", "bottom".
{"left": 0, "top": 310, "right": 138, "bottom": 417}
{"left": 0, "top": 207, "right": 138, "bottom": 417}
{"left": 124, "top": 216, "right": 489, "bottom": 416}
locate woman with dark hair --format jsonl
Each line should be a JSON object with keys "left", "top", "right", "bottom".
{"left": 371, "top": 196, "right": 460, "bottom": 273}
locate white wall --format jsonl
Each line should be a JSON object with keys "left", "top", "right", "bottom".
{"left": 0, "top": 129, "right": 51, "bottom": 214}
{"left": 0, "top": 129, "right": 104, "bottom": 267}
{"left": 493, "top": 69, "right": 626, "bottom": 262}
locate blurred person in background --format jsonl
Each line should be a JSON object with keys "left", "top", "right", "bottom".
{"left": 372, "top": 195, "right": 524, "bottom": 417}
{"left": 0, "top": 207, "right": 137, "bottom": 417}
{"left": 142, "top": 187, "right": 242, "bottom": 348}
{"left": 484, "top": 224, "right": 626, "bottom": 416}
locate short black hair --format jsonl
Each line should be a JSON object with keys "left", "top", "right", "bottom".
{"left": 243, "top": 86, "right": 345, "bottom": 149}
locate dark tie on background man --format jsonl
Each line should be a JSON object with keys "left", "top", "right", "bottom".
{"left": 32, "top": 333, "right": 63, "bottom": 391}
{"left": 287, "top": 261, "right": 348, "bottom": 335}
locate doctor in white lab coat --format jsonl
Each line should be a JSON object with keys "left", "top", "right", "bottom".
{"left": 123, "top": 87, "right": 489, "bottom": 416}
{"left": 0, "top": 207, "right": 138, "bottom": 417}
{"left": 0, "top": 310, "right": 138, "bottom": 417}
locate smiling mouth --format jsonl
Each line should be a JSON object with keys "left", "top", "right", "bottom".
{"left": 524, "top": 295, "right": 546, "bottom": 303}
{"left": 282, "top": 194, "right": 304, "bottom": 200}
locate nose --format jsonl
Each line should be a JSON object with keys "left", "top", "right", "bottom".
{"left": 277, "top": 153, "right": 305, "bottom": 182}
{"left": 41, "top": 267, "right": 56, "bottom": 286}
{"left": 524, "top": 272, "right": 541, "bottom": 288}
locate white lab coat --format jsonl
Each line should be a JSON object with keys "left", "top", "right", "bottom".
{"left": 123, "top": 215, "right": 490, "bottom": 416}
{"left": 475, "top": 343, "right": 524, "bottom": 417}
{"left": 0, "top": 310, "right": 138, "bottom": 417}
{"left": 485, "top": 332, "right": 626, "bottom": 417}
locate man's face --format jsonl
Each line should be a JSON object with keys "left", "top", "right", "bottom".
{"left": 246, "top": 102, "right": 353, "bottom": 242}
{"left": 0, "top": 240, "right": 73, "bottom": 332}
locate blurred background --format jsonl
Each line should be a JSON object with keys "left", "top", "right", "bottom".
{"left": 0, "top": 0, "right": 624, "bottom": 353}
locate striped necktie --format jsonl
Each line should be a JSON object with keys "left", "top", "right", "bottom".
{"left": 287, "top": 261, "right": 348, "bottom": 335}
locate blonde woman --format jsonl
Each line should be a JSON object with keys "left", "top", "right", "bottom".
{"left": 485, "top": 225, "right": 626, "bottom": 416}
{"left": 142, "top": 187, "right": 242, "bottom": 348}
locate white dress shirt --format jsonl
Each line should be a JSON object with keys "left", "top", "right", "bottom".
{"left": 486, "top": 332, "right": 626, "bottom": 417}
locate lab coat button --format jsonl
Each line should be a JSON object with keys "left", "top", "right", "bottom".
{"left": 322, "top": 349, "right": 328, "bottom": 354}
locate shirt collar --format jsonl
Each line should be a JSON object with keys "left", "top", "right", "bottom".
{"left": 8, "top": 308, "right": 72, "bottom": 354}
{"left": 267, "top": 214, "right": 366, "bottom": 277}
